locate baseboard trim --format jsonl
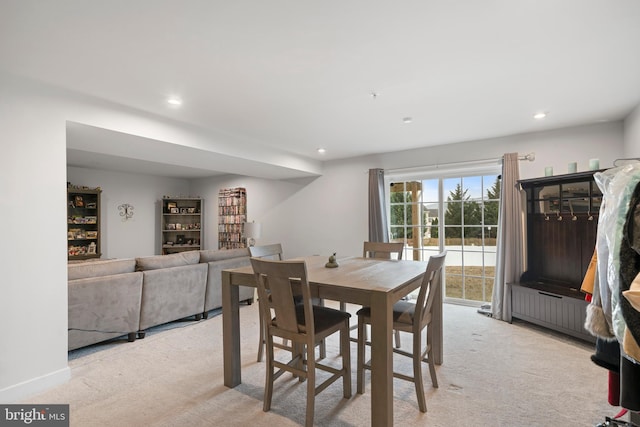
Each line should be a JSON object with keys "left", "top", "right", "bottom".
{"left": 0, "top": 366, "right": 71, "bottom": 403}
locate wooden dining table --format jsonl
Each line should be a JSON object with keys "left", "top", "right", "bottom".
{"left": 221, "top": 255, "right": 443, "bottom": 427}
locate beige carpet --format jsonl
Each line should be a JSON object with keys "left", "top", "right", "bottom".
{"left": 26, "top": 302, "right": 620, "bottom": 426}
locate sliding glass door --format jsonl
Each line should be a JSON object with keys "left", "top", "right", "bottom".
{"left": 389, "top": 173, "right": 500, "bottom": 304}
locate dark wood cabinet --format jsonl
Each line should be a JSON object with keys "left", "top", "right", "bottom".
{"left": 68, "top": 186, "right": 101, "bottom": 260}
{"left": 512, "top": 170, "right": 603, "bottom": 342}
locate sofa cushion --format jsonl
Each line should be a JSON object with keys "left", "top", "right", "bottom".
{"left": 136, "top": 251, "right": 200, "bottom": 271}
{"left": 138, "top": 263, "right": 208, "bottom": 330}
{"left": 199, "top": 247, "right": 250, "bottom": 263}
{"left": 68, "top": 259, "right": 136, "bottom": 281}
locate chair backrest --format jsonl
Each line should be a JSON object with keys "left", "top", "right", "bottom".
{"left": 414, "top": 252, "right": 447, "bottom": 329}
{"left": 250, "top": 258, "right": 313, "bottom": 338}
{"left": 363, "top": 241, "right": 404, "bottom": 260}
{"left": 249, "top": 243, "right": 284, "bottom": 260}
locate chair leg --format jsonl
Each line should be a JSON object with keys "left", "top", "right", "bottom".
{"left": 357, "top": 316, "right": 366, "bottom": 394}
{"left": 319, "top": 339, "right": 326, "bottom": 360}
{"left": 263, "top": 335, "right": 274, "bottom": 412}
{"left": 341, "top": 322, "right": 352, "bottom": 398}
{"left": 413, "top": 330, "right": 427, "bottom": 413}
{"left": 427, "top": 330, "right": 439, "bottom": 388}
{"left": 305, "top": 344, "right": 316, "bottom": 427}
{"left": 257, "top": 310, "right": 265, "bottom": 362}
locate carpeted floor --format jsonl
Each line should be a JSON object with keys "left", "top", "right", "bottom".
{"left": 26, "top": 302, "right": 621, "bottom": 426}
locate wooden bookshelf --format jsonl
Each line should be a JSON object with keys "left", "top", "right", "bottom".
{"left": 218, "top": 188, "right": 247, "bottom": 249}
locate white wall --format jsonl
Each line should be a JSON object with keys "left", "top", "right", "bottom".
{"left": 625, "top": 104, "right": 640, "bottom": 158}
{"left": 1, "top": 75, "right": 70, "bottom": 400}
{"left": 67, "top": 167, "right": 190, "bottom": 258}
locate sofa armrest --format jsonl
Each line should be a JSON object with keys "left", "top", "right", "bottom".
{"left": 68, "top": 271, "right": 143, "bottom": 351}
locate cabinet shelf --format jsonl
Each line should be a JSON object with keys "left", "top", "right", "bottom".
{"left": 68, "top": 186, "right": 101, "bottom": 260}
{"left": 161, "top": 197, "right": 203, "bottom": 255}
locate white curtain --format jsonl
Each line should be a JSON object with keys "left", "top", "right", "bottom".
{"left": 491, "top": 153, "right": 525, "bottom": 321}
{"left": 368, "top": 168, "right": 389, "bottom": 242}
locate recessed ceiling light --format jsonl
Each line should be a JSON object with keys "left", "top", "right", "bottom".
{"left": 317, "top": 148, "right": 326, "bottom": 154}
{"left": 167, "top": 97, "right": 182, "bottom": 106}
{"left": 533, "top": 112, "right": 547, "bottom": 119}
{"left": 402, "top": 117, "right": 413, "bottom": 124}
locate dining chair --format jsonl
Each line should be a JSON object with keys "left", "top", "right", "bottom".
{"left": 356, "top": 251, "right": 446, "bottom": 413}
{"left": 250, "top": 258, "right": 352, "bottom": 427}
{"left": 341, "top": 241, "right": 404, "bottom": 348}
{"left": 250, "top": 243, "right": 326, "bottom": 361}
{"left": 250, "top": 244, "right": 284, "bottom": 362}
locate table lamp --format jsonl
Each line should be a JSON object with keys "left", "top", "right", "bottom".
{"left": 244, "top": 221, "right": 262, "bottom": 247}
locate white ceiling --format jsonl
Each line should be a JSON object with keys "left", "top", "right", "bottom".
{"left": 2, "top": 1, "right": 640, "bottom": 178}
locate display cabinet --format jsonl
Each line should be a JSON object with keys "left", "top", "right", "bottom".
{"left": 68, "top": 185, "right": 101, "bottom": 260}
{"left": 511, "top": 170, "right": 603, "bottom": 342}
{"left": 161, "top": 197, "right": 203, "bottom": 255}
{"left": 218, "top": 187, "right": 247, "bottom": 249}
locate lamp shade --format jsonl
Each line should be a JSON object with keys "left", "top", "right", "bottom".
{"left": 244, "top": 222, "right": 262, "bottom": 239}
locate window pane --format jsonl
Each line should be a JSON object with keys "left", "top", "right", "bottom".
{"left": 406, "top": 226, "right": 420, "bottom": 246}
{"left": 390, "top": 226, "right": 405, "bottom": 240}
{"left": 484, "top": 226, "right": 497, "bottom": 248}
{"left": 389, "top": 183, "right": 406, "bottom": 202}
{"left": 444, "top": 226, "right": 462, "bottom": 242}
{"left": 463, "top": 176, "right": 483, "bottom": 200}
{"left": 390, "top": 204, "right": 405, "bottom": 225}
{"left": 443, "top": 178, "right": 460, "bottom": 198}
{"left": 464, "top": 226, "right": 482, "bottom": 240}
{"left": 483, "top": 201, "right": 499, "bottom": 226}
{"left": 484, "top": 175, "right": 500, "bottom": 200}
{"left": 464, "top": 227, "right": 483, "bottom": 253}
{"left": 445, "top": 202, "right": 462, "bottom": 225}
{"left": 422, "top": 179, "right": 439, "bottom": 203}
{"left": 445, "top": 270, "right": 463, "bottom": 298}
{"left": 463, "top": 201, "right": 481, "bottom": 225}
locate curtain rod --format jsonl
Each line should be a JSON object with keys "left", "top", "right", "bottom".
{"left": 385, "top": 152, "right": 535, "bottom": 175}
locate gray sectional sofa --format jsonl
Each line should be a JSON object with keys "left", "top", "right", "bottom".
{"left": 67, "top": 248, "right": 254, "bottom": 351}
